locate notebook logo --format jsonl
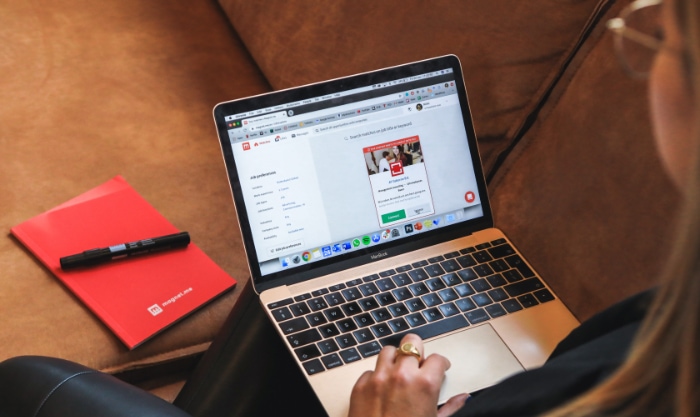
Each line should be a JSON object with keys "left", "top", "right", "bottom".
{"left": 147, "top": 304, "right": 163, "bottom": 317}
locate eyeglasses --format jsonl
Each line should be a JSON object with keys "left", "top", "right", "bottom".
{"left": 606, "top": 0, "right": 663, "bottom": 78}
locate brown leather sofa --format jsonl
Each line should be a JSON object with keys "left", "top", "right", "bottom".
{"left": 0, "top": 0, "right": 678, "bottom": 403}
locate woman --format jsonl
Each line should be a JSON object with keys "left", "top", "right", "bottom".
{"left": 349, "top": 0, "right": 699, "bottom": 416}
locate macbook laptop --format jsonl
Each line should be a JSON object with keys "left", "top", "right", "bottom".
{"left": 213, "top": 55, "right": 579, "bottom": 417}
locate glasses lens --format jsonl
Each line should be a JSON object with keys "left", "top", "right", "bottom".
{"left": 619, "top": 2, "right": 662, "bottom": 76}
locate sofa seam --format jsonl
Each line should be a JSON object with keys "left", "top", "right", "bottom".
{"left": 33, "top": 371, "right": 97, "bottom": 417}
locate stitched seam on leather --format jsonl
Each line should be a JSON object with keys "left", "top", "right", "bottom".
{"left": 33, "top": 371, "right": 96, "bottom": 417}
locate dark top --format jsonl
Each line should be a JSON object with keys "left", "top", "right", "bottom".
{"left": 455, "top": 290, "right": 654, "bottom": 417}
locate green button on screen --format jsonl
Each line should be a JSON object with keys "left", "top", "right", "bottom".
{"left": 381, "top": 210, "right": 406, "bottom": 223}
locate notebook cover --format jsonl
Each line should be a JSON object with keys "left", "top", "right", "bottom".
{"left": 11, "top": 176, "right": 236, "bottom": 349}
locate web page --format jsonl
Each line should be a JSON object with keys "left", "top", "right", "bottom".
{"left": 229, "top": 81, "right": 482, "bottom": 274}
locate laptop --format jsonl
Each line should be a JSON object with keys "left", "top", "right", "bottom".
{"left": 213, "top": 55, "right": 579, "bottom": 417}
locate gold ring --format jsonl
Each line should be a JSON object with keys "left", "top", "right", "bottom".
{"left": 396, "top": 342, "right": 421, "bottom": 362}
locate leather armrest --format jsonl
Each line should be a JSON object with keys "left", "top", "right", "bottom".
{"left": 0, "top": 356, "right": 191, "bottom": 417}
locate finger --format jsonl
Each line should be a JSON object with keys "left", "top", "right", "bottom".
{"left": 374, "top": 345, "right": 398, "bottom": 373}
{"left": 420, "top": 352, "right": 452, "bottom": 375}
{"left": 437, "top": 393, "right": 470, "bottom": 417}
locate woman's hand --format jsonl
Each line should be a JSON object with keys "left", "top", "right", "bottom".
{"left": 349, "top": 333, "right": 469, "bottom": 417}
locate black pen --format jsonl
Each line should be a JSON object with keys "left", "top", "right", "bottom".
{"left": 60, "top": 231, "right": 190, "bottom": 270}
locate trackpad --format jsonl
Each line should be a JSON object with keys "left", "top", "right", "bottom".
{"left": 424, "top": 324, "right": 525, "bottom": 404}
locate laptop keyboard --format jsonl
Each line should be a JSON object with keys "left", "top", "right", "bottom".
{"left": 267, "top": 238, "right": 555, "bottom": 376}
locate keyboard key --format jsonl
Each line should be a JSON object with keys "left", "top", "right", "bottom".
{"left": 490, "top": 238, "right": 507, "bottom": 246}
{"left": 456, "top": 298, "right": 477, "bottom": 312}
{"left": 488, "top": 288, "right": 509, "bottom": 302}
{"left": 502, "top": 299, "right": 523, "bottom": 313}
{"left": 504, "top": 278, "right": 545, "bottom": 298}
{"left": 324, "top": 307, "right": 344, "bottom": 321}
{"left": 422, "top": 293, "right": 442, "bottom": 307}
{"left": 354, "top": 313, "right": 375, "bottom": 328}
{"left": 486, "top": 274, "right": 507, "bottom": 288}
{"left": 422, "top": 307, "right": 444, "bottom": 322}
{"left": 473, "top": 264, "right": 495, "bottom": 277}
{"left": 306, "top": 312, "right": 327, "bottom": 326}
{"left": 411, "top": 260, "right": 429, "bottom": 268}
{"left": 405, "top": 312, "right": 427, "bottom": 327}
{"left": 329, "top": 284, "right": 346, "bottom": 291}
{"left": 268, "top": 298, "right": 293, "bottom": 309}
{"left": 319, "top": 323, "right": 340, "bottom": 338}
{"left": 518, "top": 294, "right": 540, "bottom": 308}
{"left": 337, "top": 318, "right": 358, "bottom": 333}
{"left": 308, "top": 297, "right": 328, "bottom": 312}
{"left": 488, "top": 244, "right": 516, "bottom": 259}
{"left": 312, "top": 288, "right": 329, "bottom": 297}
{"left": 426, "top": 277, "right": 446, "bottom": 292}
{"left": 341, "top": 301, "right": 362, "bottom": 316}
{"left": 280, "top": 317, "right": 309, "bottom": 335}
{"left": 388, "top": 303, "right": 409, "bottom": 317}
{"left": 428, "top": 255, "right": 445, "bottom": 263}
{"left": 503, "top": 269, "right": 524, "bottom": 283}
{"left": 439, "top": 302, "right": 460, "bottom": 317}
{"left": 325, "top": 292, "right": 345, "bottom": 306}
{"left": 271, "top": 307, "right": 292, "bottom": 322}
{"left": 379, "top": 269, "right": 396, "bottom": 278}
{"left": 473, "top": 293, "right": 493, "bottom": 307}
{"left": 376, "top": 278, "right": 396, "bottom": 291}
{"left": 294, "top": 344, "right": 321, "bottom": 362}
{"left": 424, "top": 264, "right": 446, "bottom": 277}
{"left": 438, "top": 288, "right": 459, "bottom": 302}
{"left": 440, "top": 259, "right": 461, "bottom": 273}
{"left": 371, "top": 323, "right": 392, "bottom": 338}
{"left": 534, "top": 289, "right": 555, "bottom": 303}
{"left": 358, "top": 341, "right": 383, "bottom": 358}
{"left": 465, "top": 309, "right": 490, "bottom": 324}
{"left": 476, "top": 242, "right": 492, "bottom": 250}
{"left": 444, "top": 251, "right": 460, "bottom": 259}
{"left": 371, "top": 308, "right": 392, "bottom": 322}
{"left": 473, "top": 250, "right": 493, "bottom": 263}
{"left": 471, "top": 279, "right": 491, "bottom": 292}
{"left": 409, "top": 282, "right": 429, "bottom": 296}
{"left": 294, "top": 293, "right": 312, "bottom": 302}
{"left": 455, "top": 283, "right": 475, "bottom": 297}
{"left": 408, "top": 268, "right": 429, "bottom": 282}
{"left": 346, "top": 278, "right": 362, "bottom": 287}
{"left": 359, "top": 283, "right": 380, "bottom": 297}
{"left": 392, "top": 273, "right": 412, "bottom": 286}
{"left": 359, "top": 297, "right": 380, "bottom": 311}
{"left": 317, "top": 339, "right": 339, "bottom": 354}
{"left": 388, "top": 318, "right": 410, "bottom": 333}
{"left": 456, "top": 254, "right": 477, "bottom": 268}
{"left": 396, "top": 265, "right": 413, "bottom": 272}
{"left": 505, "top": 255, "right": 535, "bottom": 278}
{"left": 303, "top": 359, "right": 325, "bottom": 375}
{"left": 336, "top": 334, "right": 357, "bottom": 349}
{"left": 392, "top": 287, "right": 412, "bottom": 301}
{"left": 342, "top": 287, "right": 362, "bottom": 301}
{"left": 441, "top": 273, "right": 461, "bottom": 286}
{"left": 376, "top": 292, "right": 397, "bottom": 306}
{"left": 457, "top": 268, "right": 478, "bottom": 281}
{"left": 321, "top": 354, "right": 343, "bottom": 370}
{"left": 287, "top": 328, "right": 322, "bottom": 348}
{"left": 379, "top": 315, "right": 469, "bottom": 347}
{"left": 485, "top": 304, "right": 507, "bottom": 319}
{"left": 353, "top": 328, "right": 375, "bottom": 343}
{"left": 290, "top": 302, "right": 311, "bottom": 316}
{"left": 405, "top": 298, "right": 427, "bottom": 312}
{"left": 489, "top": 259, "right": 510, "bottom": 273}
{"left": 363, "top": 274, "right": 380, "bottom": 282}
{"left": 340, "top": 348, "right": 362, "bottom": 363}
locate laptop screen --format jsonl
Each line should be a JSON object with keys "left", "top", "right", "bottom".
{"left": 215, "top": 56, "right": 492, "bottom": 291}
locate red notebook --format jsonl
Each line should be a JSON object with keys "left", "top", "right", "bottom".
{"left": 11, "top": 176, "right": 236, "bottom": 349}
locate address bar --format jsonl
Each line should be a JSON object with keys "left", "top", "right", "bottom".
{"left": 308, "top": 107, "right": 404, "bottom": 135}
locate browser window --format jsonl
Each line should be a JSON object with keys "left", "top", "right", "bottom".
{"left": 225, "top": 71, "right": 483, "bottom": 275}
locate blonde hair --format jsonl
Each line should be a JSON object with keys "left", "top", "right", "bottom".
{"left": 547, "top": 0, "right": 700, "bottom": 416}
